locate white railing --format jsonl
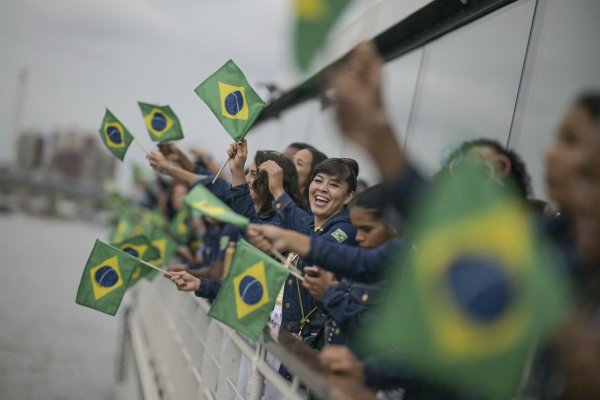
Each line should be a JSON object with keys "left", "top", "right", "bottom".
{"left": 115, "top": 277, "right": 336, "bottom": 400}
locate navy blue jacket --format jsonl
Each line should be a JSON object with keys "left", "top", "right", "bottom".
{"left": 305, "top": 239, "right": 402, "bottom": 283}
{"left": 273, "top": 192, "right": 358, "bottom": 336}
{"left": 321, "top": 280, "right": 385, "bottom": 346}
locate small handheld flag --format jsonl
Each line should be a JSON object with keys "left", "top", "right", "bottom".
{"left": 138, "top": 102, "right": 184, "bottom": 142}
{"left": 145, "top": 229, "right": 179, "bottom": 281}
{"left": 99, "top": 109, "right": 133, "bottom": 161}
{"left": 364, "top": 166, "right": 570, "bottom": 399}
{"left": 208, "top": 240, "right": 289, "bottom": 340}
{"left": 169, "top": 207, "right": 191, "bottom": 244}
{"left": 185, "top": 185, "right": 249, "bottom": 229}
{"left": 194, "top": 60, "right": 266, "bottom": 142}
{"left": 114, "top": 235, "right": 161, "bottom": 286}
{"left": 75, "top": 240, "right": 139, "bottom": 316}
{"left": 294, "top": 0, "right": 353, "bottom": 71}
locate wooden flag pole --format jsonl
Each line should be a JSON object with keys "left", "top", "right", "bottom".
{"left": 133, "top": 135, "right": 150, "bottom": 155}
{"left": 137, "top": 258, "right": 172, "bottom": 276}
{"left": 211, "top": 157, "right": 231, "bottom": 184}
{"left": 271, "top": 249, "right": 304, "bottom": 282}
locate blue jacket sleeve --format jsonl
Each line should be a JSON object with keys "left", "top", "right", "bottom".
{"left": 195, "top": 278, "right": 222, "bottom": 301}
{"left": 229, "top": 184, "right": 263, "bottom": 223}
{"left": 273, "top": 192, "right": 312, "bottom": 234}
{"left": 321, "top": 281, "right": 382, "bottom": 326}
{"left": 191, "top": 166, "right": 233, "bottom": 207}
{"left": 304, "top": 239, "right": 401, "bottom": 282}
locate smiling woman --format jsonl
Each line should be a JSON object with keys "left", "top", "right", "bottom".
{"left": 309, "top": 158, "right": 359, "bottom": 228}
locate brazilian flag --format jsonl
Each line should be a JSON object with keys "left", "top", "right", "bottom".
{"left": 364, "top": 167, "right": 570, "bottom": 399}
{"left": 145, "top": 229, "right": 179, "bottom": 281}
{"left": 185, "top": 185, "right": 249, "bottom": 229}
{"left": 194, "top": 60, "right": 266, "bottom": 141}
{"left": 98, "top": 109, "right": 133, "bottom": 161}
{"left": 76, "top": 240, "right": 139, "bottom": 316}
{"left": 108, "top": 206, "right": 148, "bottom": 243}
{"left": 169, "top": 207, "right": 191, "bottom": 244}
{"left": 114, "top": 235, "right": 161, "bottom": 286}
{"left": 208, "top": 240, "right": 288, "bottom": 340}
{"left": 294, "top": 0, "right": 353, "bottom": 71}
{"left": 138, "top": 102, "right": 184, "bottom": 142}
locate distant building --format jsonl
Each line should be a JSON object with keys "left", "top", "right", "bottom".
{"left": 15, "top": 131, "right": 44, "bottom": 171}
{"left": 15, "top": 128, "right": 116, "bottom": 185}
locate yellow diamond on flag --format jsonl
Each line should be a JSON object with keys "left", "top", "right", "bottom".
{"left": 102, "top": 122, "right": 126, "bottom": 149}
{"left": 218, "top": 82, "right": 249, "bottom": 120}
{"left": 119, "top": 243, "right": 148, "bottom": 259}
{"left": 233, "top": 261, "right": 269, "bottom": 319}
{"left": 296, "top": 0, "right": 328, "bottom": 20}
{"left": 143, "top": 108, "right": 174, "bottom": 138}
{"left": 131, "top": 266, "right": 142, "bottom": 281}
{"left": 90, "top": 256, "right": 124, "bottom": 301}
{"left": 414, "top": 202, "right": 531, "bottom": 361}
{"left": 192, "top": 200, "right": 226, "bottom": 216}
{"left": 151, "top": 239, "right": 166, "bottom": 265}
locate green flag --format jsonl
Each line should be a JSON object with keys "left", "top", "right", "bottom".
{"left": 99, "top": 108, "right": 133, "bottom": 161}
{"left": 185, "top": 185, "right": 249, "bottom": 229}
{"left": 138, "top": 102, "right": 184, "bottom": 142}
{"left": 114, "top": 235, "right": 161, "bottom": 286}
{"left": 169, "top": 207, "right": 191, "bottom": 244}
{"left": 75, "top": 240, "right": 139, "bottom": 316}
{"left": 294, "top": 0, "right": 353, "bottom": 71}
{"left": 364, "top": 167, "right": 570, "bottom": 399}
{"left": 194, "top": 60, "right": 266, "bottom": 141}
{"left": 208, "top": 240, "right": 288, "bottom": 340}
{"left": 108, "top": 205, "right": 148, "bottom": 243}
{"left": 145, "top": 229, "right": 179, "bottom": 280}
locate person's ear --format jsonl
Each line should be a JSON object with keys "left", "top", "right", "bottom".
{"left": 343, "top": 191, "right": 355, "bottom": 206}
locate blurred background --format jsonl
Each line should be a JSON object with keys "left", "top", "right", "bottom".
{"left": 1, "top": 0, "right": 599, "bottom": 399}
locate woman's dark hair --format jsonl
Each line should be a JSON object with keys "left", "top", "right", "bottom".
{"left": 576, "top": 92, "right": 600, "bottom": 124}
{"left": 287, "top": 142, "right": 312, "bottom": 151}
{"left": 309, "top": 157, "right": 359, "bottom": 193}
{"left": 302, "top": 145, "right": 328, "bottom": 175}
{"left": 436, "top": 138, "right": 532, "bottom": 199}
{"left": 252, "top": 150, "right": 308, "bottom": 214}
{"left": 349, "top": 184, "right": 386, "bottom": 219}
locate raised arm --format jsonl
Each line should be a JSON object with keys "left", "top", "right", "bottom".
{"left": 247, "top": 224, "right": 398, "bottom": 282}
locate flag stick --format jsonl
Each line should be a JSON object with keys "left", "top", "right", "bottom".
{"left": 137, "top": 258, "right": 172, "bottom": 276}
{"left": 271, "top": 249, "right": 304, "bottom": 282}
{"left": 133, "top": 135, "right": 150, "bottom": 155}
{"left": 211, "top": 157, "right": 231, "bottom": 184}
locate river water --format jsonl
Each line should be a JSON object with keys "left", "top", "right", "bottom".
{"left": 0, "top": 213, "right": 118, "bottom": 400}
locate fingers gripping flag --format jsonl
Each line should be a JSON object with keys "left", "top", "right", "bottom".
{"left": 194, "top": 60, "right": 266, "bottom": 141}
{"left": 138, "top": 102, "right": 184, "bottom": 142}
{"left": 99, "top": 109, "right": 133, "bottom": 161}
{"left": 76, "top": 240, "right": 139, "bottom": 316}
{"left": 208, "top": 240, "right": 289, "bottom": 340}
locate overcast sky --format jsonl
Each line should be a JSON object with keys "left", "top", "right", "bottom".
{"left": 0, "top": 0, "right": 301, "bottom": 188}
{"left": 0, "top": 0, "right": 377, "bottom": 191}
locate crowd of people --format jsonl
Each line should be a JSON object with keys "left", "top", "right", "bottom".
{"left": 127, "top": 42, "right": 600, "bottom": 399}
